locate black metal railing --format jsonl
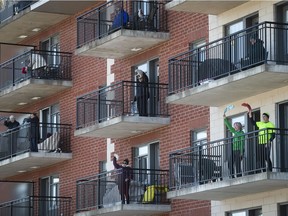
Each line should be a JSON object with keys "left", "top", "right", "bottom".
{"left": 0, "top": 122, "right": 72, "bottom": 160}
{"left": 0, "top": 196, "right": 72, "bottom": 216}
{"left": 76, "top": 168, "right": 169, "bottom": 212}
{"left": 169, "top": 128, "right": 288, "bottom": 190}
{"left": 77, "top": 0, "right": 168, "bottom": 48}
{"left": 0, "top": 1, "right": 35, "bottom": 23}
{"left": 0, "top": 49, "right": 72, "bottom": 92}
{"left": 76, "top": 81, "right": 169, "bottom": 129}
{"left": 168, "top": 21, "right": 288, "bottom": 94}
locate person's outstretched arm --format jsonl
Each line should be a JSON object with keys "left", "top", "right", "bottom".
{"left": 113, "top": 156, "right": 121, "bottom": 169}
{"left": 248, "top": 110, "right": 256, "bottom": 126}
{"left": 224, "top": 116, "right": 236, "bottom": 134}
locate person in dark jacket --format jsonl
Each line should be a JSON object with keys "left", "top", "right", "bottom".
{"left": 113, "top": 155, "right": 133, "bottom": 204}
{"left": 4, "top": 115, "right": 20, "bottom": 130}
{"left": 4, "top": 115, "right": 20, "bottom": 155}
{"left": 224, "top": 114, "right": 245, "bottom": 178}
{"left": 25, "top": 113, "right": 40, "bottom": 152}
{"left": 243, "top": 34, "right": 266, "bottom": 68}
{"left": 134, "top": 69, "right": 149, "bottom": 116}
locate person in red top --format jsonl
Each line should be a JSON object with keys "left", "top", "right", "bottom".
{"left": 113, "top": 155, "right": 133, "bottom": 204}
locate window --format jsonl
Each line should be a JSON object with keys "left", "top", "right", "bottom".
{"left": 41, "top": 35, "right": 60, "bottom": 52}
{"left": 40, "top": 104, "right": 60, "bottom": 139}
{"left": 99, "top": 160, "right": 107, "bottom": 173}
{"left": 133, "top": 58, "right": 159, "bottom": 83}
{"left": 191, "top": 129, "right": 207, "bottom": 147}
{"left": 190, "top": 39, "right": 206, "bottom": 63}
{"left": 188, "top": 39, "right": 206, "bottom": 84}
{"left": 227, "top": 208, "right": 262, "bottom": 216}
{"left": 40, "top": 175, "right": 60, "bottom": 215}
{"left": 279, "top": 203, "right": 288, "bottom": 215}
{"left": 132, "top": 59, "right": 159, "bottom": 116}
{"left": 225, "top": 14, "right": 259, "bottom": 66}
{"left": 133, "top": 142, "right": 159, "bottom": 184}
{"left": 41, "top": 104, "right": 60, "bottom": 124}
{"left": 40, "top": 35, "right": 60, "bottom": 66}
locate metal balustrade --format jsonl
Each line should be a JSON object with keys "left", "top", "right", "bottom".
{"left": 169, "top": 128, "right": 288, "bottom": 190}
{"left": 76, "top": 168, "right": 169, "bottom": 212}
{"left": 0, "top": 49, "right": 72, "bottom": 92}
{"left": 76, "top": 81, "right": 169, "bottom": 129}
{"left": 168, "top": 21, "right": 288, "bottom": 94}
{"left": 77, "top": 0, "right": 168, "bottom": 48}
{"left": 0, "top": 122, "right": 72, "bottom": 160}
{"left": 0, "top": 1, "right": 35, "bottom": 23}
{"left": 0, "top": 196, "right": 71, "bottom": 216}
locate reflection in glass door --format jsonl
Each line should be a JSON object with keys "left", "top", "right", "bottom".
{"left": 278, "top": 102, "right": 288, "bottom": 171}
{"left": 277, "top": 3, "right": 288, "bottom": 63}
{"left": 225, "top": 21, "right": 245, "bottom": 66}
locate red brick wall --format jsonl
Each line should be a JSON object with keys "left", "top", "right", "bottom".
{"left": 7, "top": 6, "right": 210, "bottom": 216}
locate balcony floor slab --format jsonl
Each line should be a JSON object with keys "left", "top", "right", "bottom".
{"left": 166, "top": 64, "right": 288, "bottom": 107}
{"left": 0, "top": 1, "right": 99, "bottom": 43}
{"left": 74, "top": 116, "right": 170, "bottom": 139}
{"left": 74, "top": 203, "right": 171, "bottom": 216}
{"left": 167, "top": 172, "right": 288, "bottom": 201}
{"left": 0, "top": 151, "right": 72, "bottom": 179}
{"left": 75, "top": 29, "right": 170, "bottom": 59}
{"left": 0, "top": 78, "right": 72, "bottom": 111}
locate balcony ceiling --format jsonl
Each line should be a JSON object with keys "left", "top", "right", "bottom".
{"left": 166, "top": 64, "right": 288, "bottom": 107}
{"left": 0, "top": 1, "right": 101, "bottom": 44}
{"left": 74, "top": 204, "right": 171, "bottom": 216}
{"left": 0, "top": 79, "right": 72, "bottom": 111}
{"left": 167, "top": 172, "right": 288, "bottom": 201}
{"left": 75, "top": 29, "right": 170, "bottom": 59}
{"left": 74, "top": 116, "right": 170, "bottom": 139}
{"left": 165, "top": 0, "right": 248, "bottom": 15}
{"left": 0, "top": 152, "right": 72, "bottom": 180}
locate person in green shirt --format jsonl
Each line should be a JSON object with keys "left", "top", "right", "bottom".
{"left": 224, "top": 114, "right": 245, "bottom": 178}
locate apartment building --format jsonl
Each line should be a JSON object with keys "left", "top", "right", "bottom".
{"left": 0, "top": 1, "right": 211, "bottom": 216}
{"left": 166, "top": 0, "right": 288, "bottom": 216}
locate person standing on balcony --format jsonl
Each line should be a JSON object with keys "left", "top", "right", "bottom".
{"left": 245, "top": 34, "right": 266, "bottom": 67}
{"left": 248, "top": 109, "right": 275, "bottom": 172}
{"left": 112, "top": 7, "right": 129, "bottom": 29}
{"left": 113, "top": 154, "right": 133, "bottom": 204}
{"left": 25, "top": 113, "right": 40, "bottom": 152}
{"left": 224, "top": 114, "right": 245, "bottom": 178}
{"left": 134, "top": 69, "right": 149, "bottom": 116}
{"left": 4, "top": 115, "right": 20, "bottom": 155}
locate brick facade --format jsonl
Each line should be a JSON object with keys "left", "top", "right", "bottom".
{"left": 4, "top": 3, "right": 210, "bottom": 216}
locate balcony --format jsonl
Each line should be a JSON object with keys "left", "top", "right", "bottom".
{"left": 167, "top": 22, "right": 288, "bottom": 107}
{"left": 75, "top": 168, "right": 171, "bottom": 216}
{"left": 0, "top": 122, "right": 72, "bottom": 179}
{"left": 0, "top": 49, "right": 72, "bottom": 111}
{"left": 0, "top": 0, "right": 99, "bottom": 43}
{"left": 0, "top": 195, "right": 72, "bottom": 216}
{"left": 165, "top": 0, "right": 248, "bottom": 15}
{"left": 75, "top": 0, "right": 169, "bottom": 59}
{"left": 74, "top": 81, "right": 170, "bottom": 139}
{"left": 168, "top": 128, "right": 288, "bottom": 201}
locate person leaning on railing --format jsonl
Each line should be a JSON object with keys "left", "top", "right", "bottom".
{"left": 248, "top": 110, "right": 275, "bottom": 172}
{"left": 242, "top": 34, "right": 266, "bottom": 68}
{"left": 224, "top": 114, "right": 245, "bottom": 178}
{"left": 4, "top": 115, "right": 20, "bottom": 155}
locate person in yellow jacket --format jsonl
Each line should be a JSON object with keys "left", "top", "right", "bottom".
{"left": 248, "top": 110, "right": 275, "bottom": 172}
